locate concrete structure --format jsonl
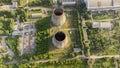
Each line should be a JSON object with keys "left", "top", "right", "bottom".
{"left": 52, "top": 31, "right": 68, "bottom": 48}
{"left": 14, "top": 24, "right": 18, "bottom": 31}
{"left": 12, "top": 31, "right": 23, "bottom": 36}
{"left": 51, "top": 8, "right": 66, "bottom": 26}
{"left": 84, "top": 0, "right": 120, "bottom": 11}
{"left": 73, "top": 48, "right": 81, "bottom": 52}
{"left": 92, "top": 21, "right": 113, "bottom": 29}
{"left": 12, "top": 0, "right": 17, "bottom": 8}
{"left": 59, "top": 0, "right": 76, "bottom": 6}
{"left": 30, "top": 13, "right": 42, "bottom": 18}
{"left": 53, "top": 0, "right": 57, "bottom": 3}
{"left": 62, "top": 2, "right": 76, "bottom": 6}
{"left": 0, "top": 5, "right": 13, "bottom": 10}
{"left": 59, "top": 0, "right": 76, "bottom": 2}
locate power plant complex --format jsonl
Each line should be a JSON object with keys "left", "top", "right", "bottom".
{"left": 51, "top": 7, "right": 68, "bottom": 48}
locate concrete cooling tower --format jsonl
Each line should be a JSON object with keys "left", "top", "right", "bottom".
{"left": 51, "top": 8, "right": 66, "bottom": 26}
{"left": 52, "top": 31, "right": 68, "bottom": 48}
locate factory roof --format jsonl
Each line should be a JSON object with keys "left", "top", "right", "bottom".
{"left": 86, "top": 0, "right": 120, "bottom": 10}
{"left": 92, "top": 21, "right": 113, "bottom": 29}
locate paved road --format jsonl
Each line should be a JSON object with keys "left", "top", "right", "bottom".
{"left": 61, "top": 28, "right": 78, "bottom": 31}
{"left": 5, "top": 55, "right": 83, "bottom": 64}
{"left": 20, "top": 31, "right": 24, "bottom": 55}
{"left": 25, "top": 6, "right": 73, "bottom": 11}
{"left": 0, "top": 5, "right": 13, "bottom": 10}
{"left": 6, "top": 54, "right": 120, "bottom": 65}
{"left": 114, "top": 58, "right": 118, "bottom": 68}
{"left": 89, "top": 55, "right": 120, "bottom": 59}
{"left": 26, "top": 6, "right": 52, "bottom": 11}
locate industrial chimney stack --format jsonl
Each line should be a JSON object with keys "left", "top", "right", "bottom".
{"left": 51, "top": 8, "right": 66, "bottom": 26}
{"left": 52, "top": 31, "right": 68, "bottom": 48}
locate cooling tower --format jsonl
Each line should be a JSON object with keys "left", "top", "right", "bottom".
{"left": 52, "top": 31, "right": 68, "bottom": 48}
{"left": 51, "top": 8, "right": 66, "bottom": 26}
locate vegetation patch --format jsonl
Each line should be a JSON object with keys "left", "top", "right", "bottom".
{"left": 35, "top": 16, "right": 50, "bottom": 55}
{"left": 31, "top": 9, "right": 42, "bottom": 13}
{"left": 92, "top": 13, "right": 118, "bottom": 20}
{"left": 0, "top": 17, "right": 14, "bottom": 35}
{"left": 86, "top": 21, "right": 120, "bottom": 55}
{"left": 93, "top": 58, "right": 115, "bottom": 68}
{"left": 0, "top": 0, "right": 12, "bottom": 6}
{"left": 7, "top": 59, "right": 88, "bottom": 68}
{"left": 28, "top": 0, "right": 52, "bottom": 7}
{"left": 16, "top": 8, "right": 29, "bottom": 22}
{"left": 6, "top": 36, "right": 20, "bottom": 56}
{"left": 0, "top": 10, "right": 15, "bottom": 19}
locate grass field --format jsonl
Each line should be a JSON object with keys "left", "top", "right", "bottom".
{"left": 0, "top": 0, "right": 12, "bottom": 5}
{"left": 19, "top": 0, "right": 35, "bottom": 7}
{"left": 92, "top": 12, "right": 118, "bottom": 20}
{"left": 93, "top": 58, "right": 115, "bottom": 68}
{"left": 86, "top": 13, "right": 120, "bottom": 55}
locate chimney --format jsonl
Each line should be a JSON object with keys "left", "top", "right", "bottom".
{"left": 51, "top": 8, "right": 66, "bottom": 26}
{"left": 52, "top": 31, "right": 68, "bottom": 48}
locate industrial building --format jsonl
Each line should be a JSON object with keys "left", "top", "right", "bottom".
{"left": 92, "top": 21, "right": 113, "bottom": 29}
{"left": 60, "top": 0, "right": 76, "bottom": 6}
{"left": 84, "top": 0, "right": 120, "bottom": 11}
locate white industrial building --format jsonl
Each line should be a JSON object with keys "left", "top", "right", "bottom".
{"left": 84, "top": 0, "right": 120, "bottom": 11}
{"left": 59, "top": 0, "right": 76, "bottom": 6}
{"left": 30, "top": 13, "right": 42, "bottom": 18}
{"left": 92, "top": 22, "right": 113, "bottom": 29}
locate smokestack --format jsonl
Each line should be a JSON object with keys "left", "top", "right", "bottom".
{"left": 51, "top": 8, "right": 66, "bottom": 26}
{"left": 52, "top": 31, "right": 68, "bottom": 48}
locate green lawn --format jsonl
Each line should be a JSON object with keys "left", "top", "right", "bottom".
{"left": 8, "top": 59, "right": 88, "bottom": 68}
{"left": 19, "top": 0, "right": 35, "bottom": 7}
{"left": 0, "top": 0, "right": 12, "bottom": 6}
{"left": 0, "top": 18, "right": 14, "bottom": 35}
{"left": 93, "top": 58, "right": 115, "bottom": 68}
{"left": 28, "top": 0, "right": 52, "bottom": 7}
{"left": 31, "top": 9, "right": 42, "bottom": 13}
{"left": 86, "top": 21, "right": 120, "bottom": 55}
{"left": 92, "top": 13, "right": 117, "bottom": 20}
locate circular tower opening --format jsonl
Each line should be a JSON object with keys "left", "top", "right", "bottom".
{"left": 54, "top": 8, "right": 63, "bottom": 16}
{"left": 55, "top": 32, "right": 66, "bottom": 41}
